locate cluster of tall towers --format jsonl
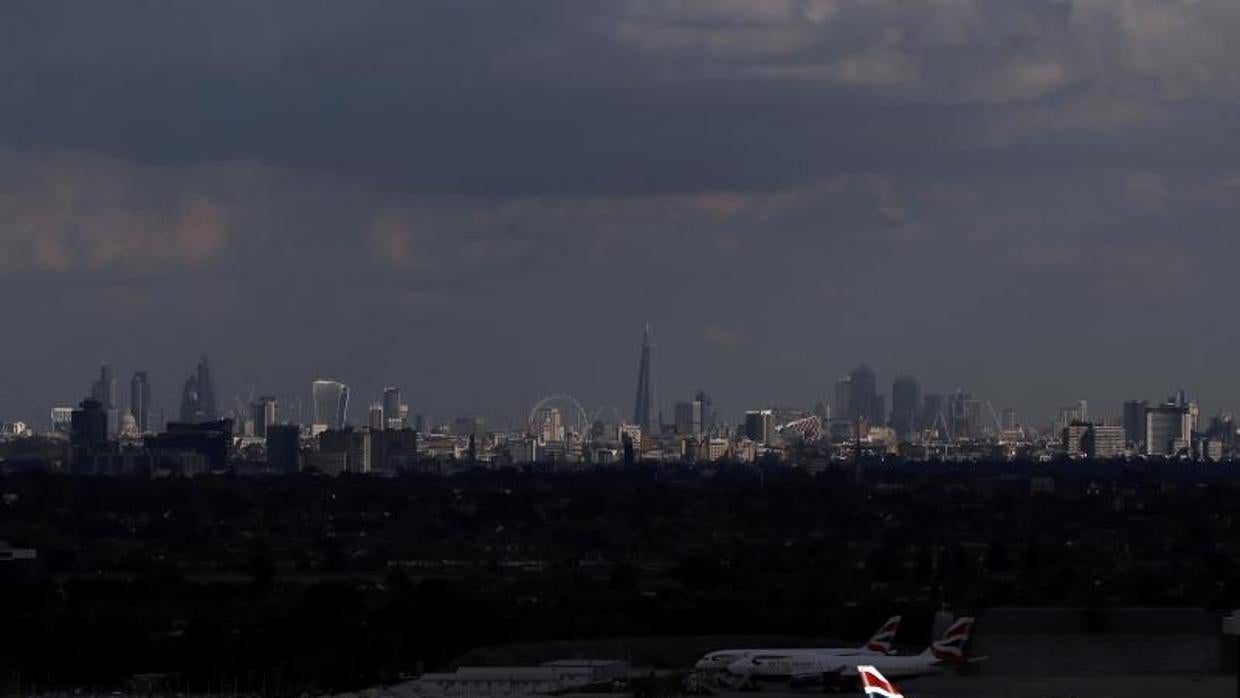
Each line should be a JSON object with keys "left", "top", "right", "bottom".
{"left": 82, "top": 356, "right": 217, "bottom": 436}
{"left": 89, "top": 364, "right": 154, "bottom": 434}
{"left": 833, "top": 365, "right": 988, "bottom": 440}
{"left": 76, "top": 355, "right": 419, "bottom": 440}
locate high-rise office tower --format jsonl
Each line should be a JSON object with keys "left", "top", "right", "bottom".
{"left": 70, "top": 398, "right": 109, "bottom": 470}
{"left": 1183, "top": 396, "right": 1201, "bottom": 434}
{"left": 632, "top": 324, "right": 658, "bottom": 434}
{"left": 848, "top": 364, "right": 880, "bottom": 425}
{"left": 179, "top": 375, "right": 201, "bottom": 423}
{"left": 1172, "top": 389, "right": 1188, "bottom": 407}
{"left": 1085, "top": 425, "right": 1126, "bottom": 459}
{"left": 673, "top": 401, "right": 694, "bottom": 435}
{"left": 91, "top": 364, "right": 119, "bottom": 434}
{"left": 693, "top": 389, "right": 712, "bottom": 436}
{"left": 833, "top": 376, "right": 851, "bottom": 421}
{"left": 890, "top": 375, "right": 920, "bottom": 439}
{"left": 71, "top": 398, "right": 109, "bottom": 449}
{"left": 91, "top": 364, "right": 117, "bottom": 409}
{"left": 382, "top": 387, "right": 402, "bottom": 429}
{"left": 744, "top": 410, "right": 774, "bottom": 445}
{"left": 1063, "top": 422, "right": 1091, "bottom": 457}
{"left": 177, "top": 355, "right": 219, "bottom": 423}
{"left": 312, "top": 380, "right": 350, "bottom": 430}
{"left": 130, "top": 371, "right": 151, "bottom": 433}
{"left": 266, "top": 424, "right": 301, "bottom": 473}
{"left": 195, "top": 355, "right": 218, "bottom": 421}
{"left": 1146, "top": 403, "right": 1192, "bottom": 456}
{"left": 1000, "top": 408, "right": 1018, "bottom": 432}
{"left": 1123, "top": 400, "right": 1148, "bottom": 447}
{"left": 251, "top": 396, "right": 278, "bottom": 438}
{"left": 319, "top": 428, "right": 371, "bottom": 473}
{"left": 368, "top": 403, "right": 385, "bottom": 431}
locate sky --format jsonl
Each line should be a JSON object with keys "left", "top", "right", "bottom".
{"left": 3, "top": 0, "right": 1240, "bottom": 429}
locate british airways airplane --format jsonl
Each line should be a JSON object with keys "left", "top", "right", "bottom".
{"left": 724, "top": 617, "right": 980, "bottom": 691}
{"left": 692, "top": 615, "right": 903, "bottom": 675}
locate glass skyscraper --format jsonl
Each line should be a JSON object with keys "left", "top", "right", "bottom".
{"left": 312, "top": 380, "right": 350, "bottom": 430}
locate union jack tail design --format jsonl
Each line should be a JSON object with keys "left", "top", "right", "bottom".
{"left": 930, "top": 617, "right": 976, "bottom": 662}
{"left": 857, "top": 665, "right": 903, "bottom": 698}
{"left": 863, "top": 616, "right": 902, "bottom": 653}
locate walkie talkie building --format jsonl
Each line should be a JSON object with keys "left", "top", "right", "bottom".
{"left": 312, "top": 379, "right": 350, "bottom": 430}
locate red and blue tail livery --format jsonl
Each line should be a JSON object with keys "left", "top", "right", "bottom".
{"left": 863, "top": 616, "right": 902, "bottom": 653}
{"left": 930, "top": 617, "right": 975, "bottom": 662}
{"left": 858, "top": 665, "right": 904, "bottom": 698}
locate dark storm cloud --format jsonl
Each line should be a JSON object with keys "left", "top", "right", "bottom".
{"left": 7, "top": 0, "right": 1239, "bottom": 195}
{"left": 3, "top": 0, "right": 1240, "bottom": 425}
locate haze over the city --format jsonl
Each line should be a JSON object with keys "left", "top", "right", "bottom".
{"left": 3, "top": 1, "right": 1240, "bottom": 424}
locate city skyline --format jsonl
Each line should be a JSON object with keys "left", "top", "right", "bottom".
{"left": 4, "top": 3, "right": 1240, "bottom": 431}
{"left": 3, "top": 4, "right": 1239, "bottom": 695}
{"left": 8, "top": 343, "right": 1228, "bottom": 435}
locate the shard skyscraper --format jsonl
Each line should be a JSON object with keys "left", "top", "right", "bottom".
{"left": 632, "top": 324, "right": 658, "bottom": 434}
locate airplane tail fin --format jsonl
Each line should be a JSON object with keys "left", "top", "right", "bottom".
{"left": 857, "top": 665, "right": 903, "bottom": 698}
{"left": 929, "top": 617, "right": 976, "bottom": 663}
{"left": 860, "top": 616, "right": 902, "bottom": 653}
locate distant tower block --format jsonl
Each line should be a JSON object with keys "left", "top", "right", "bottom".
{"left": 891, "top": 375, "right": 920, "bottom": 439}
{"left": 179, "top": 355, "right": 219, "bottom": 423}
{"left": 196, "top": 355, "right": 218, "bottom": 421}
{"left": 632, "top": 324, "right": 658, "bottom": 435}
{"left": 251, "top": 396, "right": 278, "bottom": 438}
{"left": 312, "top": 379, "right": 350, "bottom": 430}
{"left": 382, "top": 387, "right": 403, "bottom": 428}
{"left": 130, "top": 371, "right": 152, "bottom": 433}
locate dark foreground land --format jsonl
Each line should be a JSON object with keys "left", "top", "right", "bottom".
{"left": 0, "top": 462, "right": 1237, "bottom": 694}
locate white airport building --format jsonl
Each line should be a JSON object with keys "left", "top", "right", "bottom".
{"left": 335, "top": 659, "right": 627, "bottom": 698}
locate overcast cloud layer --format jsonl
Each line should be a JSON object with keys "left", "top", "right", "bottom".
{"left": 3, "top": 0, "right": 1240, "bottom": 427}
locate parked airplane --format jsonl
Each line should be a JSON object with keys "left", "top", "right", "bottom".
{"left": 724, "top": 617, "right": 978, "bottom": 691}
{"left": 857, "top": 665, "right": 904, "bottom": 698}
{"left": 692, "top": 616, "right": 903, "bottom": 673}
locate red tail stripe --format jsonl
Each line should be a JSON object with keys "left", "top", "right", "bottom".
{"left": 944, "top": 623, "right": 973, "bottom": 638}
{"left": 861, "top": 671, "right": 897, "bottom": 695}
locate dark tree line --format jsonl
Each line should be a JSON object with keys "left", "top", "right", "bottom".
{"left": 0, "top": 462, "right": 1236, "bottom": 693}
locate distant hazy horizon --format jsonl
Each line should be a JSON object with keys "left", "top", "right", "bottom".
{"left": 3, "top": 2, "right": 1239, "bottom": 427}
{"left": 4, "top": 343, "right": 1221, "bottom": 433}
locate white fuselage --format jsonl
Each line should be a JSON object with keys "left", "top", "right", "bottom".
{"left": 695, "top": 646, "right": 881, "bottom": 672}
{"left": 725, "top": 650, "right": 944, "bottom": 684}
